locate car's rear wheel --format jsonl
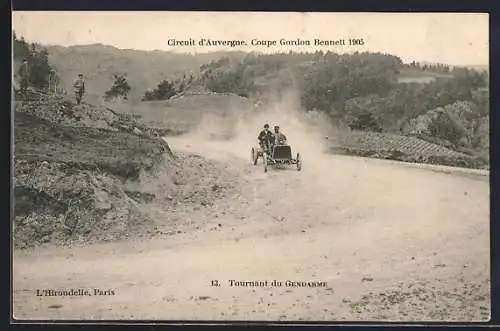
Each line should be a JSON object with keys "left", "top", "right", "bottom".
{"left": 296, "top": 153, "right": 302, "bottom": 171}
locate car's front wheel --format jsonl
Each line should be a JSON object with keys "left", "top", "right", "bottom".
{"left": 251, "top": 147, "right": 258, "bottom": 165}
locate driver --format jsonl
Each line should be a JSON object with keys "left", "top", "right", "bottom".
{"left": 258, "top": 123, "right": 273, "bottom": 150}
{"left": 273, "top": 125, "right": 287, "bottom": 146}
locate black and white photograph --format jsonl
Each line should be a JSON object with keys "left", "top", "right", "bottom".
{"left": 12, "top": 11, "right": 490, "bottom": 321}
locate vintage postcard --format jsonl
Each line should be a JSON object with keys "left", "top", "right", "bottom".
{"left": 12, "top": 11, "right": 490, "bottom": 322}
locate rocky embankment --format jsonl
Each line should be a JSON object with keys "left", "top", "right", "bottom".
{"left": 13, "top": 91, "right": 238, "bottom": 248}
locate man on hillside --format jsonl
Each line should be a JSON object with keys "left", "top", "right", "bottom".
{"left": 18, "top": 59, "right": 30, "bottom": 96}
{"left": 73, "top": 73, "right": 86, "bottom": 105}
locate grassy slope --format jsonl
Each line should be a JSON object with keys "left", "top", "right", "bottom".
{"left": 47, "top": 44, "right": 246, "bottom": 101}
{"left": 47, "top": 44, "right": 466, "bottom": 101}
{"left": 15, "top": 111, "right": 167, "bottom": 179}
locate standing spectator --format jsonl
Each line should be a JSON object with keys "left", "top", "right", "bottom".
{"left": 73, "top": 73, "right": 86, "bottom": 105}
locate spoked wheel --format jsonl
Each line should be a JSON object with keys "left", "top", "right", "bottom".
{"left": 251, "top": 147, "right": 258, "bottom": 165}
{"left": 296, "top": 153, "right": 302, "bottom": 171}
{"left": 263, "top": 153, "right": 268, "bottom": 172}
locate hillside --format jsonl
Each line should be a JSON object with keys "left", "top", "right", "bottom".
{"left": 43, "top": 43, "right": 470, "bottom": 102}
{"left": 45, "top": 44, "right": 247, "bottom": 101}
{"left": 193, "top": 52, "right": 489, "bottom": 163}
{"left": 13, "top": 91, "right": 241, "bottom": 248}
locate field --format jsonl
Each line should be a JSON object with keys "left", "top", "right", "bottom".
{"left": 327, "top": 130, "right": 487, "bottom": 169}
{"left": 397, "top": 68, "right": 455, "bottom": 84}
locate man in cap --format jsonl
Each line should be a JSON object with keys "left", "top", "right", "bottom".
{"left": 273, "top": 125, "right": 287, "bottom": 146}
{"left": 73, "top": 73, "right": 86, "bottom": 105}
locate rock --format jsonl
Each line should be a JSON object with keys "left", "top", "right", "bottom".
{"left": 133, "top": 127, "right": 142, "bottom": 135}
{"left": 94, "top": 191, "right": 112, "bottom": 210}
{"left": 95, "top": 201, "right": 112, "bottom": 210}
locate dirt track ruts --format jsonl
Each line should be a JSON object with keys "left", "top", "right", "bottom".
{"left": 13, "top": 136, "right": 490, "bottom": 321}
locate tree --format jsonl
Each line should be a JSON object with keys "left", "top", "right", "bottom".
{"left": 29, "top": 48, "right": 52, "bottom": 89}
{"left": 343, "top": 98, "right": 383, "bottom": 132}
{"left": 348, "top": 111, "right": 383, "bottom": 132}
{"left": 428, "top": 111, "right": 467, "bottom": 147}
{"left": 13, "top": 33, "right": 31, "bottom": 61}
{"left": 13, "top": 33, "right": 52, "bottom": 90}
{"left": 142, "top": 79, "right": 177, "bottom": 101}
{"left": 104, "top": 74, "right": 131, "bottom": 101}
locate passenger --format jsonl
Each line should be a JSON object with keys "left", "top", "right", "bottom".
{"left": 273, "top": 125, "right": 287, "bottom": 146}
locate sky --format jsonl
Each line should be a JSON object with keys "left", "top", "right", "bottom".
{"left": 12, "top": 11, "right": 489, "bottom": 66}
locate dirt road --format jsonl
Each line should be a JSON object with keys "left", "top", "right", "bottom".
{"left": 13, "top": 135, "right": 490, "bottom": 322}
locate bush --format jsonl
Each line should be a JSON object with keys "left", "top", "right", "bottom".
{"left": 348, "top": 111, "right": 383, "bottom": 132}
{"left": 428, "top": 111, "right": 467, "bottom": 147}
{"left": 104, "top": 74, "right": 131, "bottom": 101}
{"left": 142, "top": 80, "right": 177, "bottom": 101}
{"left": 13, "top": 33, "right": 53, "bottom": 90}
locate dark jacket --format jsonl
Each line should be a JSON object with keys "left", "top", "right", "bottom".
{"left": 73, "top": 78, "right": 86, "bottom": 93}
{"left": 258, "top": 129, "right": 273, "bottom": 144}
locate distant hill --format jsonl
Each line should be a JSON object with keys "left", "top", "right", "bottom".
{"left": 460, "top": 64, "right": 489, "bottom": 72}
{"left": 45, "top": 43, "right": 489, "bottom": 102}
{"left": 45, "top": 43, "right": 247, "bottom": 101}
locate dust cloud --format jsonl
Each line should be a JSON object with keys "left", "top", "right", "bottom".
{"left": 235, "top": 89, "right": 335, "bottom": 160}
{"left": 175, "top": 89, "right": 336, "bottom": 163}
